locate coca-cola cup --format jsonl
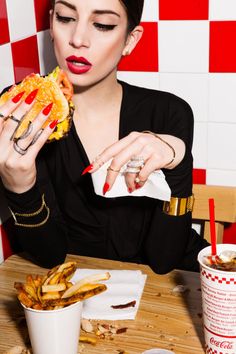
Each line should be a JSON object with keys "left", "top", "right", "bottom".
{"left": 198, "top": 244, "right": 236, "bottom": 354}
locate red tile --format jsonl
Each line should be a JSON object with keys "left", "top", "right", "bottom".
{"left": 193, "top": 169, "right": 206, "bottom": 184}
{"left": 1, "top": 224, "right": 13, "bottom": 260}
{"left": 11, "top": 36, "right": 40, "bottom": 83}
{"left": 0, "top": 0, "right": 10, "bottom": 44}
{"left": 159, "top": 0, "right": 209, "bottom": 20}
{"left": 118, "top": 22, "right": 158, "bottom": 72}
{"left": 209, "top": 21, "right": 236, "bottom": 73}
{"left": 223, "top": 222, "right": 236, "bottom": 244}
{"left": 34, "top": 0, "right": 51, "bottom": 32}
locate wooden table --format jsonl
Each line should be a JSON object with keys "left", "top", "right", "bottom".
{"left": 0, "top": 254, "right": 205, "bottom": 354}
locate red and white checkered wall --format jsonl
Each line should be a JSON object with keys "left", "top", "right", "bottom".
{"left": 0, "top": 0, "right": 236, "bottom": 262}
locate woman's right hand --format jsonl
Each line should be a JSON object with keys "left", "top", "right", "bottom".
{"left": 0, "top": 89, "right": 57, "bottom": 194}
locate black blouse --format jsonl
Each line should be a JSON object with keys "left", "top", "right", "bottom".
{"left": 4, "top": 81, "right": 208, "bottom": 273}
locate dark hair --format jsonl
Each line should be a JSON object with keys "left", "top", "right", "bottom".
{"left": 50, "top": 0, "right": 144, "bottom": 32}
{"left": 120, "top": 0, "right": 144, "bottom": 32}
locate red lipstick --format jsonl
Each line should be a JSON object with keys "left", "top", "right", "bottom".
{"left": 66, "top": 56, "right": 92, "bottom": 74}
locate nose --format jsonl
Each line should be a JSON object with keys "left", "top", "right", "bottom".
{"left": 69, "top": 22, "right": 90, "bottom": 48}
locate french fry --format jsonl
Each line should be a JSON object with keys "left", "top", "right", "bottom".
{"left": 62, "top": 272, "right": 110, "bottom": 298}
{"left": 42, "top": 283, "right": 66, "bottom": 293}
{"left": 14, "top": 262, "right": 110, "bottom": 311}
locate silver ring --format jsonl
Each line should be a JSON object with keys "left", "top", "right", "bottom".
{"left": 127, "top": 159, "right": 144, "bottom": 168}
{"left": 18, "top": 121, "right": 33, "bottom": 139}
{"left": 13, "top": 140, "right": 28, "bottom": 155}
{"left": 0, "top": 113, "right": 5, "bottom": 119}
{"left": 29, "top": 129, "right": 44, "bottom": 146}
{"left": 8, "top": 114, "right": 21, "bottom": 123}
{"left": 124, "top": 166, "right": 141, "bottom": 174}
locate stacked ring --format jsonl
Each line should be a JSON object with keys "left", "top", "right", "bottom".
{"left": 13, "top": 140, "right": 28, "bottom": 156}
{"left": 8, "top": 114, "right": 20, "bottom": 123}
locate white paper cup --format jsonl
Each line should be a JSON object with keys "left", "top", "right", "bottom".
{"left": 141, "top": 349, "right": 175, "bottom": 354}
{"left": 198, "top": 244, "right": 236, "bottom": 354}
{"left": 23, "top": 301, "right": 82, "bottom": 354}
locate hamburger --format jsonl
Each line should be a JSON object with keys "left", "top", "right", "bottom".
{"left": 0, "top": 67, "right": 74, "bottom": 142}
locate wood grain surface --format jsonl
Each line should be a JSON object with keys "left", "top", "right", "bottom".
{"left": 0, "top": 254, "right": 205, "bottom": 354}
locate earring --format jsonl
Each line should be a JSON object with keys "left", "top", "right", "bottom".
{"left": 124, "top": 50, "right": 129, "bottom": 56}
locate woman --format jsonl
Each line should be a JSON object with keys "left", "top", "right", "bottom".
{"left": 0, "top": 0, "right": 208, "bottom": 273}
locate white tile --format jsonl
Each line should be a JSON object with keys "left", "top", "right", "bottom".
{"left": 37, "top": 30, "right": 58, "bottom": 76}
{"left": 159, "top": 21, "right": 209, "bottom": 73}
{"left": 208, "top": 123, "right": 236, "bottom": 169}
{"left": 117, "top": 71, "right": 160, "bottom": 90}
{"left": 209, "top": 74, "right": 236, "bottom": 123}
{"left": 159, "top": 73, "right": 209, "bottom": 122}
{"left": 192, "top": 122, "right": 208, "bottom": 169}
{"left": 142, "top": 0, "right": 159, "bottom": 22}
{"left": 209, "top": 0, "right": 236, "bottom": 20}
{"left": 206, "top": 169, "right": 236, "bottom": 186}
{"left": 0, "top": 44, "right": 15, "bottom": 93}
{"left": 6, "top": 0, "right": 36, "bottom": 42}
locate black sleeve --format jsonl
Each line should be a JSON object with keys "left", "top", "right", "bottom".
{"left": 161, "top": 94, "right": 194, "bottom": 197}
{"left": 3, "top": 156, "right": 68, "bottom": 268}
{"left": 145, "top": 94, "right": 208, "bottom": 274}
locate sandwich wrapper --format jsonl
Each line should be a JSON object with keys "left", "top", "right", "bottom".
{"left": 71, "top": 269, "right": 147, "bottom": 320}
{"left": 91, "top": 160, "right": 171, "bottom": 201}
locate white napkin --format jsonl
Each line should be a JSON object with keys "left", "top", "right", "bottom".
{"left": 91, "top": 160, "right": 171, "bottom": 201}
{"left": 71, "top": 269, "right": 147, "bottom": 320}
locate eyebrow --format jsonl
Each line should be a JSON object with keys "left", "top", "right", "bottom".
{"left": 55, "top": 1, "right": 120, "bottom": 18}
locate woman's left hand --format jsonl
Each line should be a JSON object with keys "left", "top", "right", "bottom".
{"left": 83, "top": 131, "right": 185, "bottom": 194}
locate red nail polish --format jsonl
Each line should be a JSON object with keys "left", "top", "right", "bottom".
{"left": 42, "top": 102, "right": 53, "bottom": 116}
{"left": 12, "top": 91, "right": 25, "bottom": 103}
{"left": 103, "top": 182, "right": 110, "bottom": 195}
{"left": 135, "top": 183, "right": 142, "bottom": 189}
{"left": 81, "top": 164, "right": 94, "bottom": 175}
{"left": 49, "top": 120, "right": 58, "bottom": 129}
{"left": 128, "top": 187, "right": 133, "bottom": 193}
{"left": 25, "top": 89, "right": 38, "bottom": 104}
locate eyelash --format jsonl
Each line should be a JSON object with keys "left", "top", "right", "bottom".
{"left": 55, "top": 13, "right": 117, "bottom": 31}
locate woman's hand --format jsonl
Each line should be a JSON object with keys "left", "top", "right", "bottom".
{"left": 0, "top": 90, "right": 57, "bottom": 193}
{"left": 83, "top": 131, "right": 186, "bottom": 194}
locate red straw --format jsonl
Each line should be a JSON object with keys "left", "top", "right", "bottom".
{"left": 209, "top": 198, "right": 217, "bottom": 256}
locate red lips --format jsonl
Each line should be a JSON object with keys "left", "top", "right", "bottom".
{"left": 66, "top": 56, "right": 92, "bottom": 74}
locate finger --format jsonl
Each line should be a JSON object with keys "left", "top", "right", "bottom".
{"left": 2, "top": 89, "right": 38, "bottom": 141}
{"left": 103, "top": 133, "right": 149, "bottom": 191}
{"left": 134, "top": 157, "right": 157, "bottom": 189}
{"left": 23, "top": 119, "right": 58, "bottom": 160}
{"left": 12, "top": 102, "right": 53, "bottom": 153}
{"left": 91, "top": 132, "right": 140, "bottom": 171}
{"left": 0, "top": 90, "right": 25, "bottom": 132}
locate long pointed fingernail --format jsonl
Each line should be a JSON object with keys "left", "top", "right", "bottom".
{"left": 135, "top": 183, "right": 142, "bottom": 189}
{"left": 42, "top": 102, "right": 53, "bottom": 115}
{"left": 49, "top": 119, "right": 58, "bottom": 129}
{"left": 128, "top": 187, "right": 133, "bottom": 193}
{"left": 25, "top": 89, "right": 38, "bottom": 104}
{"left": 81, "top": 164, "right": 93, "bottom": 175}
{"left": 12, "top": 91, "right": 25, "bottom": 103}
{"left": 103, "top": 182, "right": 110, "bottom": 195}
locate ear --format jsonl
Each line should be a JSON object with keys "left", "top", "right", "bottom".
{"left": 122, "top": 25, "right": 144, "bottom": 56}
{"left": 49, "top": 9, "right": 54, "bottom": 40}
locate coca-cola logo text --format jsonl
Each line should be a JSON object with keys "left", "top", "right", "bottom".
{"left": 210, "top": 337, "right": 233, "bottom": 349}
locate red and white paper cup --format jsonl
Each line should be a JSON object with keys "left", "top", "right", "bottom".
{"left": 198, "top": 244, "right": 236, "bottom": 354}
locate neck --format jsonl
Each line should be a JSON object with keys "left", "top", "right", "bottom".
{"left": 72, "top": 77, "right": 122, "bottom": 122}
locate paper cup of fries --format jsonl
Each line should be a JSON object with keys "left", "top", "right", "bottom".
{"left": 23, "top": 300, "right": 82, "bottom": 354}
{"left": 14, "top": 262, "right": 110, "bottom": 354}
